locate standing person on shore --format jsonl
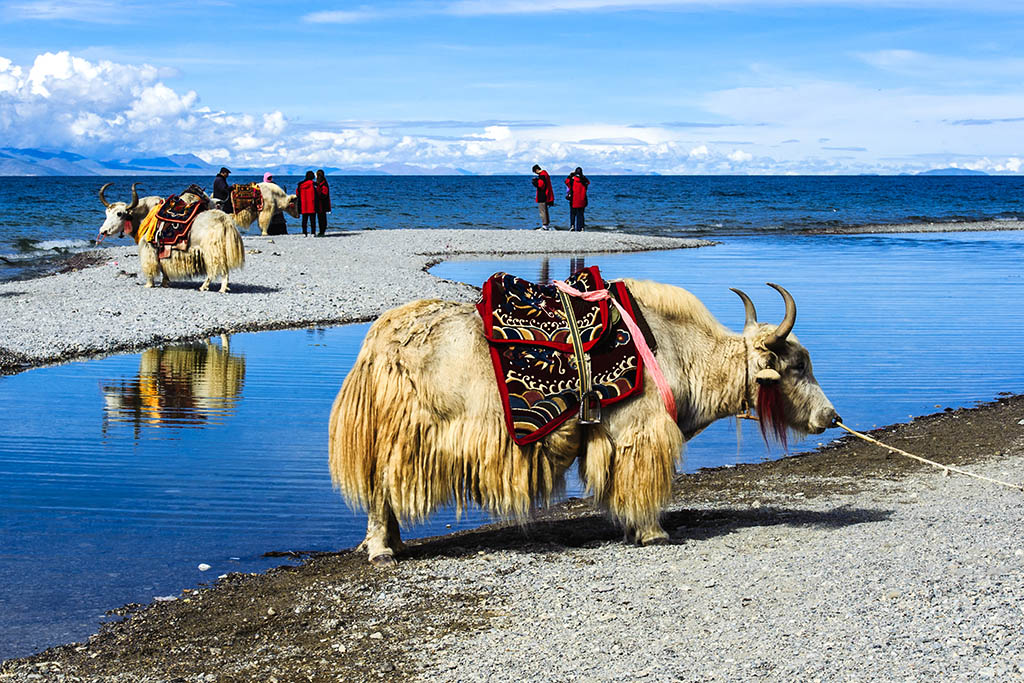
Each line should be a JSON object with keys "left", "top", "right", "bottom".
{"left": 314, "top": 169, "right": 331, "bottom": 237}
{"left": 263, "top": 172, "right": 288, "bottom": 235}
{"left": 296, "top": 171, "right": 317, "bottom": 236}
{"left": 531, "top": 164, "right": 555, "bottom": 230}
{"left": 564, "top": 167, "right": 589, "bottom": 232}
{"left": 212, "top": 167, "right": 231, "bottom": 212}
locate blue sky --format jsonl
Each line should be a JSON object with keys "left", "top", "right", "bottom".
{"left": 1, "top": 0, "right": 1023, "bottom": 174}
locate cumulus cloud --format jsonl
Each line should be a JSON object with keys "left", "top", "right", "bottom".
{"left": 2, "top": 51, "right": 1023, "bottom": 175}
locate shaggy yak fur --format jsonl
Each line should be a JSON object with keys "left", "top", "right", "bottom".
{"left": 97, "top": 184, "right": 245, "bottom": 293}
{"left": 328, "top": 279, "right": 839, "bottom": 566}
{"left": 229, "top": 182, "right": 300, "bottom": 235}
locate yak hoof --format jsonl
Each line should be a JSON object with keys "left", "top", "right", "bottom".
{"left": 144, "top": 281, "right": 154, "bottom": 289}
{"left": 219, "top": 285, "right": 230, "bottom": 293}
{"left": 160, "top": 280, "right": 170, "bottom": 288}
{"left": 642, "top": 536, "right": 672, "bottom": 547}
{"left": 198, "top": 282, "right": 210, "bottom": 292}
{"left": 369, "top": 552, "right": 397, "bottom": 568}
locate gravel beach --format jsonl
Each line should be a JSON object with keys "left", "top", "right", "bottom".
{"left": 0, "top": 229, "right": 708, "bottom": 374}
{"left": 1, "top": 224, "right": 1022, "bottom": 681}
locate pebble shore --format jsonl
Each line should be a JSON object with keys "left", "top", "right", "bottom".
{"left": 0, "top": 229, "right": 709, "bottom": 374}
{"left": 396, "top": 454, "right": 1024, "bottom": 682}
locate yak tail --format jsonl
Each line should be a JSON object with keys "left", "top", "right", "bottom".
{"left": 222, "top": 221, "right": 245, "bottom": 271}
{"left": 203, "top": 217, "right": 245, "bottom": 278}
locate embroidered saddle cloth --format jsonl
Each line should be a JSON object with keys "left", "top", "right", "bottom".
{"left": 153, "top": 186, "right": 209, "bottom": 258}
{"left": 476, "top": 266, "right": 656, "bottom": 444}
{"left": 230, "top": 183, "right": 263, "bottom": 214}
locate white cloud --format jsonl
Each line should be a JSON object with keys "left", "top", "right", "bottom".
{"left": 1, "top": 51, "right": 1022, "bottom": 175}
{"left": 4, "top": 0, "right": 132, "bottom": 23}
{"left": 302, "top": 8, "right": 382, "bottom": 23}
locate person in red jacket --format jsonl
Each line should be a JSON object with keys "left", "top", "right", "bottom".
{"left": 314, "top": 169, "right": 331, "bottom": 237}
{"left": 296, "top": 170, "right": 317, "bottom": 236}
{"left": 564, "top": 167, "right": 590, "bottom": 232}
{"left": 531, "top": 164, "right": 555, "bottom": 230}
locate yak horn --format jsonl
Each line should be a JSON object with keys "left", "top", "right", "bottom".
{"left": 730, "top": 288, "right": 758, "bottom": 330}
{"left": 127, "top": 183, "right": 140, "bottom": 212}
{"left": 764, "top": 282, "right": 796, "bottom": 350}
{"left": 99, "top": 182, "right": 113, "bottom": 208}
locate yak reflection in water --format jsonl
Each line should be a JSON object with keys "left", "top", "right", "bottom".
{"left": 102, "top": 336, "right": 246, "bottom": 436}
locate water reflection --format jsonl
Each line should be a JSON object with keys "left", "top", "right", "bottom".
{"left": 101, "top": 335, "right": 245, "bottom": 435}
{"left": 538, "top": 255, "right": 586, "bottom": 283}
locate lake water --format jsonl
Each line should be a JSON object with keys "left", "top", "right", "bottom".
{"left": 2, "top": 218, "right": 1024, "bottom": 661}
{"left": 2, "top": 174, "right": 1023, "bottom": 280}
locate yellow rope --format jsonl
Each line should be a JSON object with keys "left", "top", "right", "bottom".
{"left": 836, "top": 421, "right": 1023, "bottom": 492}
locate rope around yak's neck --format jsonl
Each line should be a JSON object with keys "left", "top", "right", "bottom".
{"left": 836, "top": 422, "right": 1024, "bottom": 492}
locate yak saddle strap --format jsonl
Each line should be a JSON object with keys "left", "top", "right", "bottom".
{"left": 552, "top": 279, "right": 677, "bottom": 422}
{"left": 556, "top": 288, "right": 601, "bottom": 424}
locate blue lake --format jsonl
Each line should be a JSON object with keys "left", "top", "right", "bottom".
{"left": 2, "top": 230, "right": 1023, "bottom": 660}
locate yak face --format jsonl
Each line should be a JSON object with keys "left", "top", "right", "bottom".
{"left": 97, "top": 182, "right": 140, "bottom": 240}
{"left": 749, "top": 329, "right": 838, "bottom": 436}
{"left": 733, "top": 284, "right": 839, "bottom": 440}
{"left": 284, "top": 195, "right": 300, "bottom": 218}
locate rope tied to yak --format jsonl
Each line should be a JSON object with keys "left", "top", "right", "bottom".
{"left": 835, "top": 421, "right": 1024, "bottom": 492}
{"left": 553, "top": 279, "right": 677, "bottom": 421}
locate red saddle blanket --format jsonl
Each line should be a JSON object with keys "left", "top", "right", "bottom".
{"left": 154, "top": 187, "right": 208, "bottom": 259}
{"left": 477, "top": 266, "right": 655, "bottom": 444}
{"left": 230, "top": 183, "right": 263, "bottom": 214}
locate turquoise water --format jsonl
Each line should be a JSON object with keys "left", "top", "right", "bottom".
{"left": 2, "top": 230, "right": 1023, "bottom": 660}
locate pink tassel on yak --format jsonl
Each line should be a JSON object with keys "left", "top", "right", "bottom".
{"left": 756, "top": 383, "right": 788, "bottom": 449}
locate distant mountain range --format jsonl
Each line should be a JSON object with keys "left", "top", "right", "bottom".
{"left": 0, "top": 147, "right": 997, "bottom": 177}
{"left": 915, "top": 167, "right": 988, "bottom": 176}
{"left": 0, "top": 148, "right": 477, "bottom": 176}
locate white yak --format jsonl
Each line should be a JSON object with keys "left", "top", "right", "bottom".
{"left": 227, "top": 182, "right": 300, "bottom": 235}
{"left": 96, "top": 184, "right": 245, "bottom": 293}
{"left": 329, "top": 280, "right": 840, "bottom": 566}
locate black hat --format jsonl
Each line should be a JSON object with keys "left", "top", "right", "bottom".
{"left": 219, "top": 167, "right": 231, "bottom": 175}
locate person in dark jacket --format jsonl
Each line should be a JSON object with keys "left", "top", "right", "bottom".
{"left": 296, "top": 171, "right": 317, "bottom": 236}
{"left": 212, "top": 167, "right": 231, "bottom": 212}
{"left": 531, "top": 164, "right": 555, "bottom": 230}
{"left": 564, "top": 167, "right": 590, "bottom": 232}
{"left": 263, "top": 172, "right": 288, "bottom": 235}
{"left": 314, "top": 169, "right": 330, "bottom": 237}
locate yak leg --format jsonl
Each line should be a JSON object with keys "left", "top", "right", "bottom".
{"left": 218, "top": 272, "right": 230, "bottom": 293}
{"left": 198, "top": 275, "right": 212, "bottom": 291}
{"left": 358, "top": 494, "right": 404, "bottom": 567}
{"left": 605, "top": 404, "right": 682, "bottom": 547}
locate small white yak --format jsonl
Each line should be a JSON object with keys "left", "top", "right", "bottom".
{"left": 227, "top": 182, "right": 299, "bottom": 235}
{"left": 97, "top": 183, "right": 245, "bottom": 292}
